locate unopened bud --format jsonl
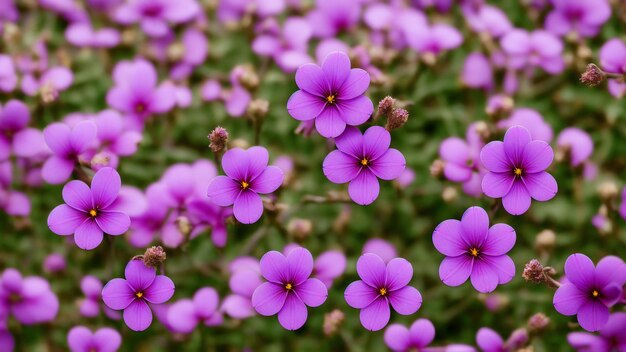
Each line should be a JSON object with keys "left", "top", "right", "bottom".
{"left": 238, "top": 67, "right": 259, "bottom": 90}
{"left": 474, "top": 121, "right": 491, "bottom": 140}
{"left": 175, "top": 216, "right": 192, "bottom": 237}
{"left": 246, "top": 99, "right": 269, "bottom": 120}
{"left": 534, "top": 230, "right": 556, "bottom": 253}
{"left": 323, "top": 309, "right": 345, "bottom": 336}
{"left": 377, "top": 96, "right": 395, "bottom": 117}
{"left": 421, "top": 53, "right": 436, "bottom": 66}
{"left": 597, "top": 181, "right": 618, "bottom": 201}
{"left": 506, "top": 328, "right": 529, "bottom": 350}
{"left": 2, "top": 23, "right": 20, "bottom": 44}
{"left": 522, "top": 259, "right": 545, "bottom": 284}
{"left": 143, "top": 246, "right": 166, "bottom": 268}
{"left": 208, "top": 126, "right": 229, "bottom": 153}
{"left": 385, "top": 108, "right": 409, "bottom": 131}
{"left": 167, "top": 42, "right": 185, "bottom": 62}
{"left": 486, "top": 95, "right": 514, "bottom": 118}
{"left": 580, "top": 64, "right": 605, "bottom": 87}
{"left": 430, "top": 159, "right": 445, "bottom": 178}
{"left": 230, "top": 138, "right": 249, "bottom": 149}
{"left": 40, "top": 81, "right": 58, "bottom": 104}
{"left": 287, "top": 218, "right": 313, "bottom": 240}
{"left": 527, "top": 313, "right": 550, "bottom": 334}
{"left": 442, "top": 186, "right": 458, "bottom": 203}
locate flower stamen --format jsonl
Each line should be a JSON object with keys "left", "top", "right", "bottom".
{"left": 285, "top": 283, "right": 293, "bottom": 290}
{"left": 89, "top": 209, "right": 98, "bottom": 217}
{"left": 592, "top": 290, "right": 599, "bottom": 297}
{"left": 379, "top": 287, "right": 387, "bottom": 296}
{"left": 136, "top": 292, "right": 143, "bottom": 298}
{"left": 514, "top": 168, "right": 523, "bottom": 177}
{"left": 326, "top": 95, "right": 336, "bottom": 104}
{"left": 241, "top": 181, "right": 249, "bottom": 190}
{"left": 470, "top": 248, "right": 479, "bottom": 257}
{"left": 360, "top": 158, "right": 369, "bottom": 166}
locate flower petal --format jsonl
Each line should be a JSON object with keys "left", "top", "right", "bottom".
{"left": 207, "top": 175, "right": 240, "bottom": 206}
{"left": 522, "top": 140, "right": 553, "bottom": 173}
{"left": 388, "top": 286, "right": 421, "bottom": 315}
{"left": 47, "top": 204, "right": 86, "bottom": 235}
{"left": 482, "top": 223, "right": 516, "bottom": 256}
{"left": 278, "top": 294, "right": 308, "bottom": 330}
{"left": 296, "top": 278, "right": 327, "bottom": 307}
{"left": 295, "top": 63, "right": 326, "bottom": 97}
{"left": 480, "top": 141, "right": 510, "bottom": 173}
{"left": 384, "top": 324, "right": 411, "bottom": 352}
{"left": 439, "top": 255, "right": 473, "bottom": 287}
{"left": 339, "top": 68, "right": 370, "bottom": 100}
{"left": 125, "top": 259, "right": 156, "bottom": 292}
{"left": 460, "top": 206, "right": 489, "bottom": 248}
{"left": 123, "top": 299, "right": 153, "bottom": 332}
{"left": 221, "top": 148, "right": 248, "bottom": 181}
{"left": 481, "top": 255, "right": 515, "bottom": 285}
{"left": 62, "top": 180, "right": 92, "bottom": 211}
{"left": 323, "top": 149, "right": 360, "bottom": 184}
{"left": 577, "top": 300, "right": 609, "bottom": 332}
{"left": 143, "top": 276, "right": 175, "bottom": 304}
{"left": 360, "top": 297, "right": 390, "bottom": 331}
{"left": 503, "top": 125, "right": 532, "bottom": 165}
{"left": 385, "top": 258, "right": 413, "bottom": 291}
{"left": 91, "top": 167, "right": 121, "bottom": 208}
{"left": 409, "top": 319, "right": 436, "bottom": 348}
{"left": 260, "top": 250, "right": 288, "bottom": 284}
{"left": 233, "top": 190, "right": 263, "bottom": 224}
{"left": 553, "top": 283, "right": 587, "bottom": 316}
{"left": 481, "top": 172, "right": 514, "bottom": 198}
{"left": 369, "top": 148, "right": 405, "bottom": 181}
{"left": 245, "top": 146, "right": 269, "bottom": 180}
{"left": 250, "top": 166, "right": 283, "bottom": 194}
{"left": 522, "top": 172, "right": 557, "bottom": 201}
{"left": 476, "top": 327, "right": 504, "bottom": 352}
{"left": 433, "top": 220, "right": 467, "bottom": 257}
{"left": 357, "top": 253, "right": 387, "bottom": 288}
{"left": 321, "top": 51, "right": 351, "bottom": 92}
{"left": 337, "top": 95, "right": 373, "bottom": 126}
{"left": 315, "top": 105, "right": 346, "bottom": 138}
{"left": 193, "top": 287, "right": 220, "bottom": 317}
{"left": 564, "top": 253, "right": 595, "bottom": 291}
{"left": 67, "top": 326, "right": 92, "bottom": 352}
{"left": 92, "top": 327, "right": 121, "bottom": 352}
{"left": 501, "top": 181, "right": 531, "bottom": 215}
{"left": 470, "top": 259, "right": 500, "bottom": 293}
{"left": 42, "top": 156, "right": 74, "bottom": 184}
{"left": 286, "top": 247, "right": 314, "bottom": 285}
{"left": 334, "top": 126, "right": 363, "bottom": 158}
{"left": 348, "top": 169, "right": 380, "bottom": 206}
{"left": 344, "top": 280, "right": 378, "bottom": 309}
{"left": 95, "top": 211, "right": 130, "bottom": 235}
{"left": 287, "top": 90, "right": 325, "bottom": 121}
{"left": 102, "top": 278, "right": 135, "bottom": 310}
{"left": 167, "top": 300, "right": 197, "bottom": 334}
{"left": 363, "top": 126, "right": 391, "bottom": 160}
{"left": 74, "top": 219, "right": 104, "bottom": 250}
{"left": 252, "top": 282, "right": 287, "bottom": 316}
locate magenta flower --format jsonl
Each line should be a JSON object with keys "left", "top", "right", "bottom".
{"left": 568, "top": 312, "right": 626, "bottom": 352}
{"left": 461, "top": 53, "right": 494, "bottom": 91}
{"left": 553, "top": 254, "right": 626, "bottom": 332}
{"left": 67, "top": 326, "right": 121, "bottom": 352}
{"left": 113, "top": 0, "right": 199, "bottom": 38}
{"left": 599, "top": 38, "right": 626, "bottom": 99}
{"left": 252, "top": 17, "right": 313, "bottom": 73}
{"left": 556, "top": 127, "right": 593, "bottom": 167}
{"left": 251, "top": 247, "right": 328, "bottom": 330}
{"left": 47, "top": 167, "right": 131, "bottom": 250}
{"left": 500, "top": 29, "right": 564, "bottom": 74}
{"left": 0, "top": 99, "right": 45, "bottom": 161}
{"left": 0, "top": 268, "right": 59, "bottom": 325}
{"left": 167, "top": 287, "right": 223, "bottom": 334}
{"left": 497, "top": 108, "right": 553, "bottom": 143}
{"left": 65, "top": 23, "right": 120, "bottom": 48}
{"left": 363, "top": 238, "right": 397, "bottom": 263}
{"left": 313, "top": 250, "right": 347, "bottom": 288}
{"left": 207, "top": 146, "right": 283, "bottom": 224}
{"left": 287, "top": 51, "right": 373, "bottom": 138}
{"left": 344, "top": 253, "right": 422, "bottom": 331}
{"left": 544, "top": 0, "right": 611, "bottom": 39}
{"left": 433, "top": 206, "right": 516, "bottom": 293}
{"left": 222, "top": 257, "right": 262, "bottom": 319}
{"left": 42, "top": 120, "right": 96, "bottom": 184}
{"left": 0, "top": 55, "right": 17, "bottom": 93}
{"left": 439, "top": 123, "right": 485, "bottom": 197}
{"left": 384, "top": 319, "right": 435, "bottom": 352}
{"left": 323, "top": 126, "right": 406, "bottom": 205}
{"left": 476, "top": 327, "right": 507, "bottom": 352}
{"left": 102, "top": 259, "right": 175, "bottom": 331}
{"left": 408, "top": 23, "right": 463, "bottom": 58}
{"left": 480, "top": 125, "right": 558, "bottom": 215}
{"left": 79, "top": 275, "right": 119, "bottom": 320}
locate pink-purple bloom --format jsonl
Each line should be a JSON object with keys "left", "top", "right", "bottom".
{"left": 48, "top": 167, "right": 131, "bottom": 250}
{"left": 433, "top": 206, "right": 516, "bottom": 293}
{"left": 323, "top": 126, "right": 406, "bottom": 205}
{"left": 556, "top": 127, "right": 593, "bottom": 167}
{"left": 0, "top": 268, "right": 59, "bottom": 325}
{"left": 223, "top": 257, "right": 262, "bottom": 319}
{"left": 480, "top": 125, "right": 558, "bottom": 215}
{"left": 287, "top": 51, "right": 373, "bottom": 138}
{"left": 599, "top": 38, "right": 626, "bottom": 99}
{"left": 67, "top": 326, "right": 121, "bottom": 352}
{"left": 439, "top": 123, "right": 485, "bottom": 197}
{"left": 500, "top": 29, "right": 565, "bottom": 74}
{"left": 567, "top": 312, "right": 626, "bottom": 351}
{"left": 102, "top": 259, "right": 175, "bottom": 331}
{"left": 384, "top": 318, "right": 435, "bottom": 352}
{"left": 113, "top": 0, "right": 200, "bottom": 38}
{"left": 251, "top": 247, "right": 328, "bottom": 330}
{"left": 553, "top": 254, "right": 626, "bottom": 332}
{"left": 167, "top": 287, "right": 223, "bottom": 334}
{"left": 544, "top": 0, "right": 611, "bottom": 39}
{"left": 0, "top": 100, "right": 45, "bottom": 161}
{"left": 207, "top": 146, "right": 283, "bottom": 224}
{"left": 344, "top": 253, "right": 422, "bottom": 331}
{"left": 42, "top": 120, "right": 96, "bottom": 184}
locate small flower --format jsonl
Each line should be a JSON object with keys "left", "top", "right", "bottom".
{"left": 0, "top": 268, "right": 59, "bottom": 324}
{"left": 544, "top": 0, "right": 611, "bottom": 39}
{"left": 480, "top": 125, "right": 558, "bottom": 215}
{"left": 67, "top": 326, "right": 121, "bottom": 352}
{"left": 553, "top": 254, "right": 626, "bottom": 332}
{"left": 222, "top": 258, "right": 263, "bottom": 319}
{"left": 0, "top": 100, "right": 45, "bottom": 161}
{"left": 323, "top": 309, "right": 345, "bottom": 336}
{"left": 556, "top": 127, "right": 593, "bottom": 167}
{"left": 167, "top": 287, "right": 223, "bottom": 334}
{"left": 384, "top": 319, "right": 435, "bottom": 352}
{"left": 438, "top": 123, "right": 486, "bottom": 197}
{"left": 252, "top": 247, "right": 328, "bottom": 330}
{"left": 362, "top": 238, "right": 397, "bottom": 263}
{"left": 313, "top": 250, "right": 347, "bottom": 288}
{"left": 323, "top": 126, "right": 405, "bottom": 205}
{"left": 102, "top": 259, "right": 175, "bottom": 331}
{"left": 42, "top": 120, "right": 97, "bottom": 184}
{"left": 287, "top": 51, "right": 374, "bottom": 138}
{"left": 207, "top": 146, "right": 284, "bottom": 224}
{"left": 43, "top": 253, "right": 66, "bottom": 273}
{"left": 567, "top": 312, "right": 626, "bottom": 351}
{"left": 344, "top": 253, "right": 422, "bottom": 331}
{"left": 476, "top": 327, "right": 507, "bottom": 352}
{"left": 47, "top": 167, "right": 131, "bottom": 250}
{"left": 433, "top": 206, "right": 516, "bottom": 293}
{"left": 385, "top": 108, "right": 409, "bottom": 131}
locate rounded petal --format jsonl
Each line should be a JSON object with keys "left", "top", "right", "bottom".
{"left": 43, "top": 123, "right": 71, "bottom": 155}
{"left": 338, "top": 95, "right": 373, "bottom": 126}
{"left": 501, "top": 181, "right": 531, "bottom": 216}
{"left": 360, "top": 297, "right": 390, "bottom": 331}
{"left": 339, "top": 68, "right": 370, "bottom": 100}
{"left": 553, "top": 283, "right": 587, "bottom": 316}
{"left": 222, "top": 294, "right": 255, "bottom": 319}
{"left": 460, "top": 206, "right": 489, "bottom": 247}
{"left": 123, "top": 299, "right": 152, "bottom": 331}
{"left": 70, "top": 121, "right": 97, "bottom": 154}
{"left": 334, "top": 126, "right": 363, "bottom": 157}
{"left": 503, "top": 125, "right": 532, "bottom": 165}
{"left": 47, "top": 204, "right": 86, "bottom": 235}
{"left": 287, "top": 90, "right": 325, "bottom": 121}
{"left": 62, "top": 180, "right": 92, "bottom": 211}
{"left": 323, "top": 150, "right": 360, "bottom": 184}
{"left": 250, "top": 166, "right": 283, "bottom": 194}
{"left": 260, "top": 250, "right": 288, "bottom": 284}
{"left": 42, "top": 156, "right": 74, "bottom": 184}
{"left": 278, "top": 294, "right": 308, "bottom": 330}
{"left": 433, "top": 220, "right": 467, "bottom": 257}
{"left": 207, "top": 176, "right": 240, "bottom": 206}
{"left": 286, "top": 247, "right": 314, "bottom": 285}
{"left": 480, "top": 141, "right": 510, "bottom": 173}
{"left": 577, "top": 300, "right": 609, "bottom": 332}
{"left": 363, "top": 126, "right": 391, "bottom": 160}
{"left": 357, "top": 253, "right": 387, "bottom": 288}
{"left": 95, "top": 211, "right": 130, "bottom": 235}
{"left": 143, "top": 276, "right": 175, "bottom": 304}
{"left": 385, "top": 258, "right": 413, "bottom": 291}
{"left": 369, "top": 148, "right": 405, "bottom": 181}
{"left": 91, "top": 167, "right": 121, "bottom": 208}
{"left": 470, "top": 259, "right": 500, "bottom": 293}
{"left": 343, "top": 280, "right": 377, "bottom": 311}
{"left": 194, "top": 287, "right": 220, "bottom": 318}
{"left": 74, "top": 219, "right": 104, "bottom": 250}
{"left": 482, "top": 224, "right": 516, "bottom": 256}
{"left": 12, "top": 128, "right": 45, "bottom": 158}
{"left": 522, "top": 140, "right": 553, "bottom": 173}
{"left": 167, "top": 300, "right": 198, "bottom": 333}
{"left": 384, "top": 324, "right": 411, "bottom": 352}
{"left": 564, "top": 253, "right": 595, "bottom": 290}
{"left": 482, "top": 255, "right": 515, "bottom": 285}
{"left": 315, "top": 106, "right": 346, "bottom": 138}
{"left": 125, "top": 259, "right": 156, "bottom": 292}
{"left": 245, "top": 146, "right": 270, "bottom": 180}
{"left": 481, "top": 172, "right": 515, "bottom": 198}
{"left": 439, "top": 255, "right": 473, "bottom": 287}
{"left": 221, "top": 148, "right": 248, "bottom": 181}
{"left": 102, "top": 278, "right": 135, "bottom": 310}
{"left": 388, "top": 286, "right": 421, "bottom": 315}
{"left": 314, "top": 250, "right": 346, "bottom": 284}
{"left": 476, "top": 327, "right": 504, "bottom": 352}
{"left": 233, "top": 191, "right": 263, "bottom": 224}
{"left": 321, "top": 51, "right": 351, "bottom": 91}
{"left": 522, "top": 172, "right": 557, "bottom": 202}
{"left": 348, "top": 169, "right": 380, "bottom": 206}
{"left": 296, "top": 278, "right": 327, "bottom": 307}
{"left": 230, "top": 269, "right": 263, "bottom": 297}
{"left": 595, "top": 256, "right": 626, "bottom": 288}
{"left": 67, "top": 326, "right": 92, "bottom": 352}
{"left": 440, "top": 137, "right": 470, "bottom": 165}
{"left": 409, "top": 319, "right": 436, "bottom": 348}
{"left": 92, "top": 327, "right": 122, "bottom": 352}
{"left": 252, "top": 282, "right": 288, "bottom": 316}
{"left": 295, "top": 63, "right": 327, "bottom": 96}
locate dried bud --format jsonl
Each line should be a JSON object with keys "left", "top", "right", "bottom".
{"left": 175, "top": 216, "right": 192, "bottom": 237}
{"left": 323, "top": 309, "right": 345, "bottom": 336}
{"left": 598, "top": 181, "right": 619, "bottom": 201}
{"left": 486, "top": 95, "right": 514, "bottom": 118}
{"left": 385, "top": 108, "right": 409, "bottom": 131}
{"left": 580, "top": 64, "right": 605, "bottom": 87}
{"left": 430, "top": 159, "right": 445, "bottom": 178}
{"left": 230, "top": 138, "right": 249, "bottom": 149}
{"left": 506, "top": 328, "right": 529, "bottom": 350}
{"left": 208, "top": 126, "right": 229, "bottom": 153}
{"left": 522, "top": 259, "right": 545, "bottom": 284}
{"left": 527, "top": 313, "right": 550, "bottom": 334}
{"left": 90, "top": 153, "right": 111, "bottom": 169}
{"left": 40, "top": 81, "right": 59, "bottom": 104}
{"left": 287, "top": 218, "right": 313, "bottom": 240}
{"left": 121, "top": 28, "right": 137, "bottom": 46}
{"left": 2, "top": 23, "right": 20, "bottom": 44}
{"left": 167, "top": 42, "right": 185, "bottom": 62}
{"left": 377, "top": 96, "right": 395, "bottom": 117}
{"left": 247, "top": 99, "right": 269, "bottom": 120}
{"left": 421, "top": 53, "right": 437, "bottom": 66}
{"left": 143, "top": 246, "right": 167, "bottom": 268}
{"left": 534, "top": 229, "right": 556, "bottom": 253}
{"left": 473, "top": 121, "right": 491, "bottom": 140}
{"left": 442, "top": 186, "right": 458, "bottom": 203}
{"left": 238, "top": 67, "right": 259, "bottom": 90}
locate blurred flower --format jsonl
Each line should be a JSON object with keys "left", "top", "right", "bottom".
{"left": 433, "top": 206, "right": 516, "bottom": 293}
{"left": 67, "top": 326, "right": 121, "bottom": 352}
{"left": 102, "top": 259, "right": 175, "bottom": 331}
{"left": 251, "top": 247, "right": 328, "bottom": 330}
{"left": 384, "top": 319, "right": 435, "bottom": 352}
{"left": 527, "top": 313, "right": 550, "bottom": 334}
{"left": 0, "top": 55, "right": 17, "bottom": 93}
{"left": 287, "top": 51, "right": 373, "bottom": 138}
{"left": 567, "top": 312, "right": 626, "bottom": 351}
{"left": 307, "top": 0, "right": 361, "bottom": 38}
{"left": 222, "top": 258, "right": 262, "bottom": 319}
{"left": 323, "top": 309, "right": 344, "bottom": 336}
{"left": 313, "top": 250, "right": 346, "bottom": 288}
{"left": 200, "top": 79, "right": 221, "bottom": 102}
{"left": 252, "top": 17, "right": 313, "bottom": 73}
{"left": 362, "top": 238, "right": 397, "bottom": 263}
{"left": 208, "top": 126, "right": 229, "bottom": 153}
{"left": 408, "top": 23, "right": 463, "bottom": 62}
{"left": 500, "top": 29, "right": 564, "bottom": 74}
{"left": 476, "top": 327, "right": 506, "bottom": 352}
{"left": 167, "top": 287, "right": 223, "bottom": 334}
{"left": 599, "top": 38, "right": 626, "bottom": 99}
{"left": 438, "top": 123, "right": 486, "bottom": 197}
{"left": 0, "top": 100, "right": 46, "bottom": 161}
{"left": 544, "top": 0, "right": 611, "bottom": 39}
{"left": 480, "top": 125, "right": 557, "bottom": 215}
{"left": 344, "top": 253, "right": 422, "bottom": 331}
{"left": 65, "top": 23, "right": 120, "bottom": 48}
{"left": 463, "top": 4, "right": 513, "bottom": 38}
{"left": 323, "top": 126, "right": 405, "bottom": 205}
{"left": 553, "top": 254, "right": 626, "bottom": 331}
{"left": 462, "top": 53, "right": 494, "bottom": 91}
{"left": 556, "top": 127, "right": 593, "bottom": 167}
{"left": 0, "top": 268, "right": 59, "bottom": 324}
{"left": 43, "top": 253, "right": 66, "bottom": 273}
{"left": 42, "top": 120, "right": 95, "bottom": 184}
{"left": 497, "top": 108, "right": 553, "bottom": 143}
{"left": 113, "top": 0, "right": 200, "bottom": 38}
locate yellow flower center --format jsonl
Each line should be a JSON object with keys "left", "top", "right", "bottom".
{"left": 136, "top": 292, "right": 143, "bottom": 298}
{"left": 326, "top": 95, "right": 336, "bottom": 104}
{"left": 379, "top": 287, "right": 387, "bottom": 296}
{"left": 241, "top": 181, "right": 249, "bottom": 190}
{"left": 514, "top": 168, "right": 523, "bottom": 176}
{"left": 285, "top": 283, "right": 293, "bottom": 290}
{"left": 592, "top": 290, "right": 599, "bottom": 297}
{"left": 470, "top": 248, "right": 479, "bottom": 257}
{"left": 360, "top": 158, "right": 369, "bottom": 166}
{"left": 89, "top": 209, "right": 98, "bottom": 217}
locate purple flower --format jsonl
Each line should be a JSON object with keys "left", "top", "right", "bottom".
{"left": 0, "top": 100, "right": 45, "bottom": 161}
{"left": 47, "top": 167, "right": 131, "bottom": 250}
{"left": 223, "top": 258, "right": 262, "bottom": 319}
{"left": 464, "top": 5, "right": 513, "bottom": 38}
{"left": 323, "top": 126, "right": 406, "bottom": 205}
{"left": 102, "top": 259, "right": 175, "bottom": 331}
{"left": 433, "top": 206, "right": 516, "bottom": 293}
{"left": 313, "top": 250, "right": 346, "bottom": 288}
{"left": 67, "top": 326, "right": 121, "bottom": 352}
{"left": 167, "top": 287, "right": 223, "bottom": 334}
{"left": 43, "top": 253, "right": 66, "bottom": 273}
{"left": 408, "top": 23, "right": 463, "bottom": 58}
{"left": 42, "top": 120, "right": 96, "bottom": 184}
{"left": 0, "top": 268, "right": 59, "bottom": 325}
{"left": 439, "top": 123, "right": 486, "bottom": 197}
{"left": 544, "top": 0, "right": 611, "bottom": 38}
{"left": 251, "top": 247, "right": 328, "bottom": 330}
{"left": 362, "top": 238, "right": 397, "bottom": 263}
{"left": 384, "top": 319, "right": 435, "bottom": 352}
{"left": 287, "top": 51, "right": 373, "bottom": 138}
{"left": 113, "top": 0, "right": 199, "bottom": 38}
{"left": 207, "top": 146, "right": 283, "bottom": 224}
{"left": 79, "top": 275, "right": 120, "bottom": 319}
{"left": 497, "top": 108, "right": 553, "bottom": 143}
{"left": 65, "top": 23, "right": 120, "bottom": 48}
{"left": 556, "top": 127, "right": 593, "bottom": 167}
{"left": 462, "top": 53, "right": 494, "bottom": 91}
{"left": 476, "top": 327, "right": 506, "bottom": 352}
{"left": 0, "top": 55, "right": 17, "bottom": 93}
{"left": 307, "top": 0, "right": 361, "bottom": 38}
{"left": 568, "top": 312, "right": 626, "bottom": 352}
{"left": 553, "top": 254, "right": 626, "bottom": 332}
{"left": 599, "top": 38, "right": 626, "bottom": 99}
{"left": 500, "top": 29, "right": 564, "bottom": 74}
{"left": 95, "top": 110, "right": 142, "bottom": 161}
{"left": 344, "top": 253, "right": 422, "bottom": 331}
{"left": 480, "top": 125, "right": 558, "bottom": 215}
{"left": 252, "top": 17, "right": 313, "bottom": 73}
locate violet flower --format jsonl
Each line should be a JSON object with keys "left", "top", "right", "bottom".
{"left": 287, "top": 51, "right": 373, "bottom": 138}
{"left": 407, "top": 23, "right": 463, "bottom": 61}
{"left": 544, "top": 0, "right": 611, "bottom": 39}
{"left": 462, "top": 53, "right": 494, "bottom": 91}
{"left": 0, "top": 100, "right": 46, "bottom": 161}
{"left": 384, "top": 319, "right": 436, "bottom": 352}
{"left": 252, "top": 17, "right": 313, "bottom": 73}
{"left": 222, "top": 257, "right": 262, "bottom": 319}
{"left": 480, "top": 125, "right": 558, "bottom": 215}
{"left": 95, "top": 110, "right": 142, "bottom": 161}
{"left": 599, "top": 38, "right": 626, "bottom": 99}
{"left": 567, "top": 312, "right": 626, "bottom": 352}
{"left": 497, "top": 108, "right": 553, "bottom": 143}
{"left": 362, "top": 238, "right": 397, "bottom": 263}
{"left": 42, "top": 120, "right": 96, "bottom": 184}
{"left": 553, "top": 254, "right": 626, "bottom": 332}
{"left": 0, "top": 55, "right": 17, "bottom": 93}
{"left": 65, "top": 23, "right": 120, "bottom": 48}
{"left": 344, "top": 253, "right": 422, "bottom": 331}
{"left": 500, "top": 29, "right": 564, "bottom": 74}
{"left": 113, "top": 0, "right": 200, "bottom": 38}
{"left": 67, "top": 326, "right": 121, "bottom": 352}
{"left": 476, "top": 327, "right": 506, "bottom": 352}
{"left": 307, "top": 0, "right": 361, "bottom": 38}
{"left": 207, "top": 146, "right": 283, "bottom": 224}
{"left": 80, "top": 275, "right": 120, "bottom": 319}
{"left": 556, "top": 128, "right": 593, "bottom": 167}
{"left": 433, "top": 206, "right": 516, "bottom": 293}
{"left": 313, "top": 250, "right": 347, "bottom": 288}
{"left": 323, "top": 126, "right": 406, "bottom": 205}
{"left": 0, "top": 268, "right": 59, "bottom": 324}
{"left": 251, "top": 247, "right": 328, "bottom": 330}
{"left": 167, "top": 287, "right": 223, "bottom": 334}
{"left": 438, "top": 123, "right": 485, "bottom": 197}
{"left": 463, "top": 4, "right": 513, "bottom": 38}
{"left": 102, "top": 259, "right": 175, "bottom": 331}
{"left": 47, "top": 167, "right": 131, "bottom": 250}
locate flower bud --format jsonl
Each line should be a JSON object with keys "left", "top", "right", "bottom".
{"left": 522, "top": 259, "right": 545, "bottom": 284}
{"left": 534, "top": 229, "right": 556, "bottom": 253}
{"left": 597, "top": 181, "right": 619, "bottom": 201}
{"left": 167, "top": 42, "right": 185, "bottom": 62}
{"left": 527, "top": 313, "right": 550, "bottom": 334}
{"left": 43, "top": 253, "right": 66, "bottom": 274}
{"left": 473, "top": 121, "right": 491, "bottom": 140}
{"left": 506, "top": 329, "right": 529, "bottom": 350}
{"left": 377, "top": 96, "right": 395, "bottom": 117}
{"left": 323, "top": 309, "right": 345, "bottom": 336}
{"left": 208, "top": 126, "right": 229, "bottom": 153}
{"left": 247, "top": 99, "right": 269, "bottom": 120}
{"left": 40, "top": 81, "right": 59, "bottom": 104}
{"left": 238, "top": 67, "right": 259, "bottom": 90}
{"left": 143, "top": 246, "right": 167, "bottom": 268}
{"left": 385, "top": 108, "right": 409, "bottom": 131}
{"left": 442, "top": 186, "right": 458, "bottom": 203}
{"left": 175, "top": 216, "right": 192, "bottom": 238}
{"left": 580, "top": 64, "right": 605, "bottom": 87}
{"left": 430, "top": 159, "right": 445, "bottom": 178}
{"left": 486, "top": 95, "right": 514, "bottom": 118}
{"left": 287, "top": 218, "right": 313, "bottom": 240}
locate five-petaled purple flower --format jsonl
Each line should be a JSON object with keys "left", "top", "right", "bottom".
{"left": 48, "top": 167, "right": 131, "bottom": 250}
{"left": 42, "top": 120, "right": 96, "bottom": 184}
{"left": 67, "top": 326, "right": 121, "bottom": 352}
{"left": 287, "top": 51, "right": 374, "bottom": 138}
{"left": 102, "top": 259, "right": 175, "bottom": 331}
{"left": 207, "top": 146, "right": 284, "bottom": 224}
{"left": 251, "top": 247, "right": 328, "bottom": 330}
{"left": 568, "top": 312, "right": 626, "bottom": 352}
{"left": 553, "top": 254, "right": 626, "bottom": 332}
{"left": 433, "top": 206, "right": 516, "bottom": 293}
{"left": 480, "top": 125, "right": 558, "bottom": 215}
{"left": 384, "top": 318, "right": 435, "bottom": 352}
{"left": 344, "top": 253, "right": 422, "bottom": 331}
{"left": 166, "top": 287, "right": 223, "bottom": 334}
{"left": 323, "top": 126, "right": 406, "bottom": 205}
